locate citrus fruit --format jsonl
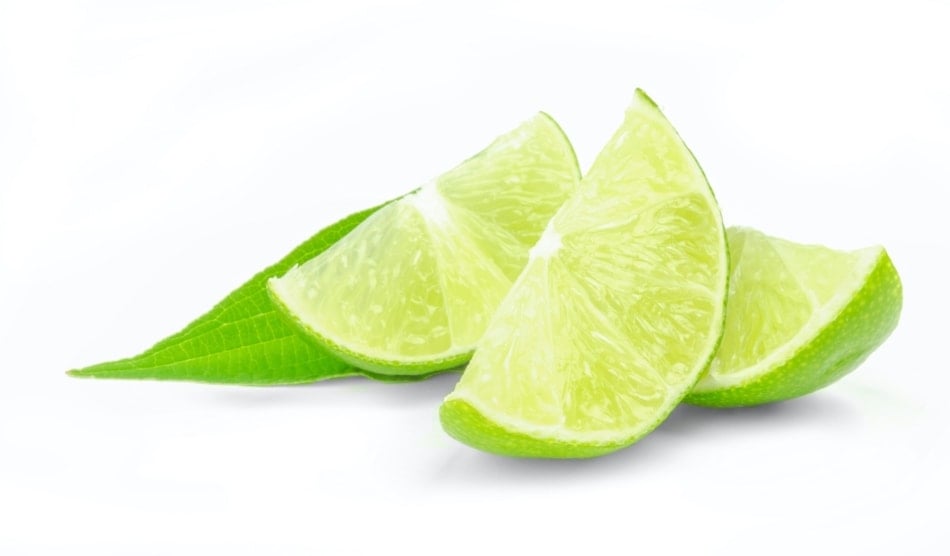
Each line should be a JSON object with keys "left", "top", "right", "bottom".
{"left": 439, "top": 89, "right": 728, "bottom": 458}
{"left": 686, "top": 227, "right": 902, "bottom": 407}
{"left": 268, "top": 113, "right": 580, "bottom": 376}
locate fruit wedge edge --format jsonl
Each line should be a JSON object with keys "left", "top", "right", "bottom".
{"left": 686, "top": 248, "right": 902, "bottom": 407}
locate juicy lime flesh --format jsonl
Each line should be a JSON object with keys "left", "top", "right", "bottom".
{"left": 710, "top": 228, "right": 875, "bottom": 379}
{"left": 688, "top": 227, "right": 902, "bottom": 406}
{"left": 442, "top": 90, "right": 728, "bottom": 456}
{"left": 268, "top": 113, "right": 580, "bottom": 374}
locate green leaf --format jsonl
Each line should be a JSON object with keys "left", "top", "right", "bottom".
{"left": 69, "top": 203, "right": 388, "bottom": 385}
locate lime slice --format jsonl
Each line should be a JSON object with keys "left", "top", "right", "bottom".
{"left": 686, "top": 227, "right": 902, "bottom": 407}
{"left": 267, "top": 113, "right": 581, "bottom": 376}
{"left": 439, "top": 90, "right": 728, "bottom": 458}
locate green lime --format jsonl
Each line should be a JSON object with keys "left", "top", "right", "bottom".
{"left": 687, "top": 227, "right": 902, "bottom": 407}
{"left": 440, "top": 90, "right": 728, "bottom": 458}
{"left": 268, "top": 113, "right": 580, "bottom": 376}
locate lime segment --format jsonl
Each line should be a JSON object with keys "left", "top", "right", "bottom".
{"left": 268, "top": 113, "right": 581, "bottom": 375}
{"left": 687, "top": 227, "right": 902, "bottom": 407}
{"left": 440, "top": 90, "right": 729, "bottom": 458}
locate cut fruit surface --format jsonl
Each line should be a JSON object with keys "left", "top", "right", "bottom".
{"left": 268, "top": 113, "right": 581, "bottom": 375}
{"left": 687, "top": 227, "right": 902, "bottom": 407}
{"left": 440, "top": 90, "right": 728, "bottom": 458}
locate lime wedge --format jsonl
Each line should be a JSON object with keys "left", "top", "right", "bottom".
{"left": 268, "top": 113, "right": 581, "bottom": 376}
{"left": 687, "top": 227, "right": 902, "bottom": 407}
{"left": 439, "top": 90, "right": 729, "bottom": 458}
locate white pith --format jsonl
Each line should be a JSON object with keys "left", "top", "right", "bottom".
{"left": 409, "top": 181, "right": 451, "bottom": 228}
{"left": 529, "top": 223, "right": 561, "bottom": 259}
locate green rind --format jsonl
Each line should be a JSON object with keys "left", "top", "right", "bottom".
{"left": 686, "top": 250, "right": 902, "bottom": 407}
{"left": 266, "top": 284, "right": 473, "bottom": 377}
{"left": 68, "top": 204, "right": 389, "bottom": 385}
{"left": 440, "top": 399, "right": 625, "bottom": 458}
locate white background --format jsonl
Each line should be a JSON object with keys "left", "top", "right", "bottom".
{"left": 2, "top": 1, "right": 948, "bottom": 554}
